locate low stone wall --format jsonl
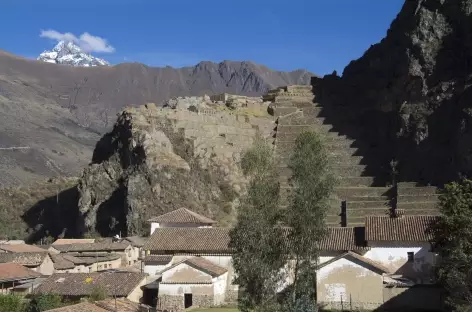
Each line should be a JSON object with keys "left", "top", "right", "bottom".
{"left": 157, "top": 294, "right": 183, "bottom": 311}
{"left": 193, "top": 294, "right": 214, "bottom": 308}
{"left": 224, "top": 289, "right": 239, "bottom": 305}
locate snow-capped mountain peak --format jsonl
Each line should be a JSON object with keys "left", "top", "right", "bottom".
{"left": 37, "top": 41, "right": 110, "bottom": 67}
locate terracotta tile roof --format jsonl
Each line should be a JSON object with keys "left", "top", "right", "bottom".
{"left": 318, "top": 251, "right": 391, "bottom": 274}
{"left": 0, "top": 252, "right": 48, "bottom": 266}
{"left": 0, "top": 263, "right": 42, "bottom": 282}
{"left": 95, "top": 298, "right": 148, "bottom": 311}
{"left": 365, "top": 215, "right": 439, "bottom": 242}
{"left": 35, "top": 272, "right": 146, "bottom": 297}
{"left": 143, "top": 227, "right": 230, "bottom": 253}
{"left": 143, "top": 255, "right": 172, "bottom": 265}
{"left": 185, "top": 257, "right": 227, "bottom": 276}
{"left": 45, "top": 302, "right": 108, "bottom": 312}
{"left": 147, "top": 208, "right": 216, "bottom": 224}
{"left": 0, "top": 244, "right": 48, "bottom": 253}
{"left": 50, "top": 254, "right": 76, "bottom": 270}
{"left": 319, "top": 227, "right": 367, "bottom": 251}
{"left": 52, "top": 242, "right": 130, "bottom": 253}
{"left": 52, "top": 239, "right": 95, "bottom": 246}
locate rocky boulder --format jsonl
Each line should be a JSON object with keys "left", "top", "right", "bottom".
{"left": 77, "top": 99, "right": 274, "bottom": 236}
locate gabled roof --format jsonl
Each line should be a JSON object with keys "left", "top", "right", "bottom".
{"left": 317, "top": 251, "right": 391, "bottom": 275}
{"left": 0, "top": 243, "right": 48, "bottom": 253}
{"left": 0, "top": 263, "right": 42, "bottom": 282}
{"left": 51, "top": 242, "right": 130, "bottom": 253}
{"left": 143, "top": 227, "right": 230, "bottom": 253}
{"left": 365, "top": 215, "right": 438, "bottom": 242}
{"left": 44, "top": 302, "right": 108, "bottom": 312}
{"left": 0, "top": 252, "right": 49, "bottom": 266}
{"left": 158, "top": 256, "right": 227, "bottom": 283}
{"left": 35, "top": 272, "right": 146, "bottom": 297}
{"left": 52, "top": 239, "right": 95, "bottom": 246}
{"left": 147, "top": 208, "right": 216, "bottom": 224}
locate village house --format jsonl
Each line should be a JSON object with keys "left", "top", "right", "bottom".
{"left": 315, "top": 214, "right": 441, "bottom": 311}
{"left": 147, "top": 207, "right": 216, "bottom": 235}
{"left": 0, "top": 252, "right": 54, "bottom": 275}
{"left": 49, "top": 241, "right": 138, "bottom": 267}
{"left": 50, "top": 253, "right": 122, "bottom": 273}
{"left": 34, "top": 271, "right": 148, "bottom": 303}
{"left": 0, "top": 262, "right": 43, "bottom": 295}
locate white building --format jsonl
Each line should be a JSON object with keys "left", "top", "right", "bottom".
{"left": 147, "top": 208, "right": 216, "bottom": 236}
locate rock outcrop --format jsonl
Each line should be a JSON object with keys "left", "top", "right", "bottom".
{"left": 313, "top": 0, "right": 472, "bottom": 185}
{"left": 77, "top": 96, "right": 274, "bottom": 236}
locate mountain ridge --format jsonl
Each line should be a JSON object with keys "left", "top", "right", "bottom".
{"left": 0, "top": 49, "right": 313, "bottom": 187}
{"left": 37, "top": 41, "right": 110, "bottom": 67}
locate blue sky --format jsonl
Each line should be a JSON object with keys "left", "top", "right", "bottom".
{"left": 0, "top": 0, "right": 404, "bottom": 75}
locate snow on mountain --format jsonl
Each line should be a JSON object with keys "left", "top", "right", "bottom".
{"left": 37, "top": 41, "right": 110, "bottom": 67}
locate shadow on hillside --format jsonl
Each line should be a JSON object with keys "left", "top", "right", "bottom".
{"left": 21, "top": 186, "right": 85, "bottom": 243}
{"left": 311, "top": 75, "right": 394, "bottom": 187}
{"left": 94, "top": 186, "right": 128, "bottom": 237}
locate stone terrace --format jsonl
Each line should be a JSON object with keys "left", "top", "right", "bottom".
{"left": 267, "top": 85, "right": 440, "bottom": 227}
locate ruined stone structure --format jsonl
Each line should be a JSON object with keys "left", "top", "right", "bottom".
{"left": 268, "top": 85, "right": 440, "bottom": 226}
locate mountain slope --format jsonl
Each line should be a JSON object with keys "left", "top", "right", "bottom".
{"left": 0, "top": 50, "right": 312, "bottom": 186}
{"left": 313, "top": 0, "right": 472, "bottom": 185}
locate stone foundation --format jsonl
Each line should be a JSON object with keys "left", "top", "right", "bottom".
{"left": 224, "top": 289, "right": 239, "bottom": 305}
{"left": 193, "top": 294, "right": 214, "bottom": 308}
{"left": 157, "top": 294, "right": 183, "bottom": 311}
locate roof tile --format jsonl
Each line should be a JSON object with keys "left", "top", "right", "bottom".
{"left": 147, "top": 208, "right": 216, "bottom": 224}
{"left": 35, "top": 272, "right": 146, "bottom": 297}
{"left": 143, "top": 227, "right": 230, "bottom": 253}
{"left": 44, "top": 302, "right": 108, "bottom": 312}
{"left": 0, "top": 252, "right": 48, "bottom": 266}
{"left": 365, "top": 215, "right": 438, "bottom": 242}
{"left": 0, "top": 263, "right": 42, "bottom": 281}
{"left": 0, "top": 244, "right": 48, "bottom": 253}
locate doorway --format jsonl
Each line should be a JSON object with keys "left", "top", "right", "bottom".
{"left": 184, "top": 293, "right": 193, "bottom": 308}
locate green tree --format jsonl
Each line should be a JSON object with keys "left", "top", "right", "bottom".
{"left": 88, "top": 285, "right": 107, "bottom": 302}
{"left": 433, "top": 179, "right": 472, "bottom": 311}
{"left": 27, "top": 294, "right": 63, "bottom": 312}
{"left": 229, "top": 137, "right": 287, "bottom": 312}
{"left": 283, "top": 131, "right": 336, "bottom": 310}
{"left": 0, "top": 294, "right": 25, "bottom": 312}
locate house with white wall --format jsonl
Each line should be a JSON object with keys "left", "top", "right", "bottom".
{"left": 157, "top": 256, "right": 229, "bottom": 310}
{"left": 316, "top": 214, "right": 441, "bottom": 311}
{"left": 0, "top": 252, "right": 54, "bottom": 276}
{"left": 147, "top": 208, "right": 216, "bottom": 235}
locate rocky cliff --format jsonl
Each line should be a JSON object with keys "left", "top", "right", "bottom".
{"left": 77, "top": 96, "right": 275, "bottom": 236}
{"left": 313, "top": 0, "right": 472, "bottom": 185}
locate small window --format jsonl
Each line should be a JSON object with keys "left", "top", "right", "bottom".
{"left": 407, "top": 252, "right": 415, "bottom": 262}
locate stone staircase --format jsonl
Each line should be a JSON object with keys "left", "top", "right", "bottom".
{"left": 267, "top": 85, "right": 440, "bottom": 227}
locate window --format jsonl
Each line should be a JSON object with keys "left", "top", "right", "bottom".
{"left": 104, "top": 264, "right": 107, "bottom": 269}
{"left": 407, "top": 252, "right": 415, "bottom": 262}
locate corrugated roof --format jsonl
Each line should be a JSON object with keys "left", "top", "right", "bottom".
{"left": 0, "top": 244, "right": 48, "bottom": 253}
{"left": 0, "top": 252, "right": 48, "bottom": 266}
{"left": 365, "top": 215, "right": 438, "bottom": 242}
{"left": 317, "top": 251, "right": 391, "bottom": 274}
{"left": 143, "top": 227, "right": 231, "bottom": 253}
{"left": 0, "top": 263, "right": 42, "bottom": 282}
{"left": 35, "top": 272, "right": 146, "bottom": 297}
{"left": 52, "top": 239, "right": 96, "bottom": 246}
{"left": 147, "top": 208, "right": 216, "bottom": 224}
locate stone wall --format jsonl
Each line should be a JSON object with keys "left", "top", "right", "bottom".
{"left": 193, "top": 294, "right": 214, "bottom": 308}
{"left": 158, "top": 294, "right": 183, "bottom": 311}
